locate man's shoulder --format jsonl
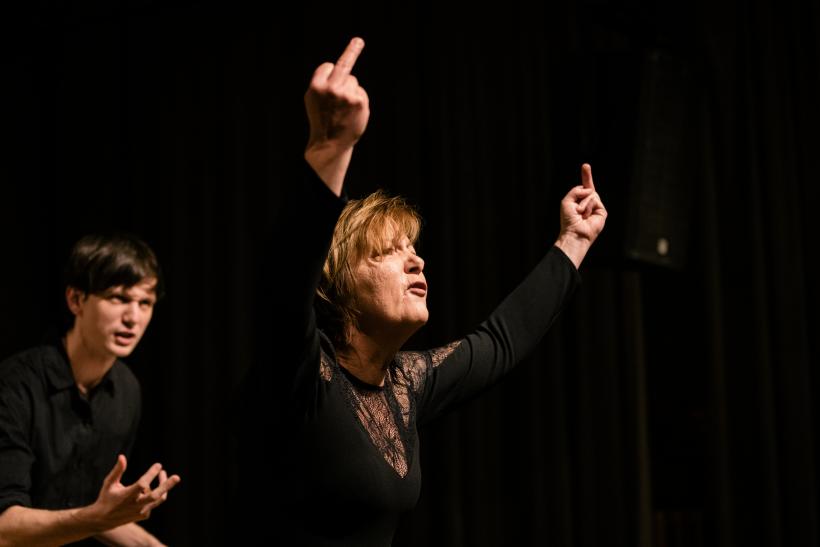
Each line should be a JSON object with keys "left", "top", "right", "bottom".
{"left": 0, "top": 344, "right": 61, "bottom": 388}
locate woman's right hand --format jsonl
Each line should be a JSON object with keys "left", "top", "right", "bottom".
{"left": 304, "top": 37, "right": 370, "bottom": 196}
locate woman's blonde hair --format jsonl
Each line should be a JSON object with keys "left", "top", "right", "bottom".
{"left": 317, "top": 190, "right": 421, "bottom": 348}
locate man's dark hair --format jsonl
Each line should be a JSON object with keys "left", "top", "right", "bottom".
{"left": 63, "top": 233, "right": 164, "bottom": 298}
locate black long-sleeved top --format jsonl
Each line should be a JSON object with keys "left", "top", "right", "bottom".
{"left": 0, "top": 341, "right": 141, "bottom": 514}
{"left": 234, "top": 169, "right": 580, "bottom": 546}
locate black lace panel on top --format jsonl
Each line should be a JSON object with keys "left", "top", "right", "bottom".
{"left": 322, "top": 341, "right": 461, "bottom": 477}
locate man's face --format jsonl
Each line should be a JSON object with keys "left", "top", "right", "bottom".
{"left": 67, "top": 278, "right": 158, "bottom": 359}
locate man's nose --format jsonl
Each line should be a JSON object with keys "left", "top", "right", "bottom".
{"left": 122, "top": 303, "right": 139, "bottom": 327}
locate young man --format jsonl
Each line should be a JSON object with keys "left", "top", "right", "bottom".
{"left": 0, "top": 234, "right": 180, "bottom": 546}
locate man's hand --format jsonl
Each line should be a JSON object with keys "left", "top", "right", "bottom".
{"left": 554, "top": 163, "right": 608, "bottom": 269}
{"left": 304, "top": 37, "right": 370, "bottom": 195}
{"left": 74, "top": 455, "right": 181, "bottom": 533}
{"left": 0, "top": 455, "right": 179, "bottom": 547}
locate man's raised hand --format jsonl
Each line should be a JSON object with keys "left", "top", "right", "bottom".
{"left": 74, "top": 455, "right": 181, "bottom": 532}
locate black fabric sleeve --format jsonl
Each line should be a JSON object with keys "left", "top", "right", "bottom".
{"left": 416, "top": 246, "right": 580, "bottom": 426}
{"left": 241, "top": 165, "right": 347, "bottom": 409}
{"left": 0, "top": 376, "right": 34, "bottom": 513}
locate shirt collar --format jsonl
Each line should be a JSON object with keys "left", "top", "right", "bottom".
{"left": 43, "top": 339, "right": 117, "bottom": 395}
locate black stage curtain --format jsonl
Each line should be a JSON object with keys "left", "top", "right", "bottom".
{"left": 1, "top": 1, "right": 817, "bottom": 546}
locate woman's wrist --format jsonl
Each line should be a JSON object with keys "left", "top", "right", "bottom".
{"left": 304, "top": 144, "right": 353, "bottom": 197}
{"left": 554, "top": 234, "right": 591, "bottom": 270}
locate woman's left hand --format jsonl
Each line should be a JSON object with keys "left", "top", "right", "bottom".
{"left": 554, "top": 163, "right": 607, "bottom": 268}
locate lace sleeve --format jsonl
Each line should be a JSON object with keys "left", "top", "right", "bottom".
{"left": 393, "top": 341, "right": 462, "bottom": 392}
{"left": 390, "top": 341, "right": 462, "bottom": 426}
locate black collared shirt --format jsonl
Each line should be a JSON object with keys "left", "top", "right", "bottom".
{"left": 0, "top": 340, "right": 141, "bottom": 513}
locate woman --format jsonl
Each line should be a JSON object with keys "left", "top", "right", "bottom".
{"left": 235, "top": 37, "right": 606, "bottom": 546}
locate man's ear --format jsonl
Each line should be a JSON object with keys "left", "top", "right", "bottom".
{"left": 65, "top": 287, "right": 87, "bottom": 316}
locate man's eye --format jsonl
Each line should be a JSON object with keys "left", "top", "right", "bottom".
{"left": 140, "top": 300, "right": 155, "bottom": 308}
{"left": 111, "top": 295, "right": 128, "bottom": 303}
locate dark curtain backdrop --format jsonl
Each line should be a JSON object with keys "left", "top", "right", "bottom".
{"left": 1, "top": 1, "right": 818, "bottom": 546}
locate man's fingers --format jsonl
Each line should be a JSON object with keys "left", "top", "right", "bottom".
{"left": 138, "top": 469, "right": 169, "bottom": 501}
{"left": 329, "top": 37, "right": 365, "bottom": 83}
{"left": 103, "top": 454, "right": 127, "bottom": 487}
{"left": 581, "top": 163, "right": 595, "bottom": 190}
{"left": 136, "top": 463, "right": 163, "bottom": 490}
{"left": 136, "top": 473, "right": 180, "bottom": 510}
{"left": 143, "top": 474, "right": 181, "bottom": 509}
{"left": 154, "top": 474, "right": 181, "bottom": 498}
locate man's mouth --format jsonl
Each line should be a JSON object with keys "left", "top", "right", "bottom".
{"left": 114, "top": 332, "right": 136, "bottom": 345}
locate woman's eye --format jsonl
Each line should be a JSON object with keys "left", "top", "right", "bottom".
{"left": 372, "top": 246, "right": 396, "bottom": 258}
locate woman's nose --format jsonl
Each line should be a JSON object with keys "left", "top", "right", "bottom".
{"left": 406, "top": 253, "right": 424, "bottom": 273}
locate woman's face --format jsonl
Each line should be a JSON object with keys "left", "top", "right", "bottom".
{"left": 352, "top": 235, "right": 428, "bottom": 339}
